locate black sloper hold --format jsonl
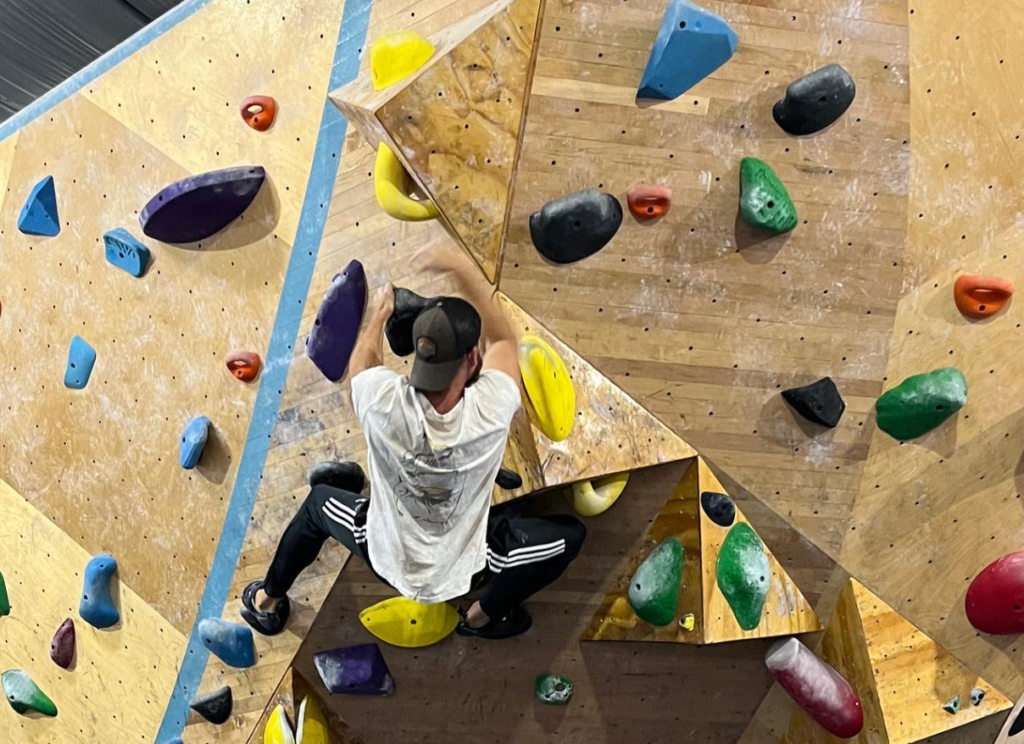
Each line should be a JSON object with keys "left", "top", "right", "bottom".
{"left": 781, "top": 376, "right": 846, "bottom": 429}
{"left": 529, "top": 189, "right": 623, "bottom": 264}
{"left": 308, "top": 461, "right": 367, "bottom": 494}
{"left": 496, "top": 468, "right": 523, "bottom": 490}
{"left": 773, "top": 64, "right": 856, "bottom": 136}
{"left": 700, "top": 491, "right": 736, "bottom": 527}
{"left": 191, "top": 686, "right": 233, "bottom": 725}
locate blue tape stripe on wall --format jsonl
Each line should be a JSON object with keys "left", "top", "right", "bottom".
{"left": 155, "top": 0, "right": 374, "bottom": 741}
{"left": 0, "top": 0, "right": 214, "bottom": 144}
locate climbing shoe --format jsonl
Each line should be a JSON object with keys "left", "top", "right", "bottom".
{"left": 240, "top": 580, "right": 290, "bottom": 637}
{"left": 456, "top": 606, "right": 532, "bottom": 640}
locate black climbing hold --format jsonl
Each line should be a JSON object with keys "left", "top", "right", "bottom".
{"left": 782, "top": 376, "right": 845, "bottom": 429}
{"left": 1011, "top": 704, "right": 1024, "bottom": 736}
{"left": 386, "top": 287, "right": 435, "bottom": 357}
{"left": 700, "top": 491, "right": 735, "bottom": 527}
{"left": 495, "top": 468, "right": 523, "bottom": 490}
{"left": 773, "top": 64, "right": 856, "bottom": 136}
{"left": 308, "top": 461, "right": 366, "bottom": 494}
{"left": 190, "top": 685, "right": 232, "bottom": 725}
{"left": 529, "top": 189, "right": 623, "bottom": 264}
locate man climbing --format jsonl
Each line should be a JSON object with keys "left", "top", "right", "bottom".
{"left": 241, "top": 242, "right": 586, "bottom": 640}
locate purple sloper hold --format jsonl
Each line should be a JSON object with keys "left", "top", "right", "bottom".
{"left": 306, "top": 260, "right": 367, "bottom": 382}
{"left": 50, "top": 618, "right": 75, "bottom": 669}
{"left": 139, "top": 166, "right": 266, "bottom": 244}
{"left": 313, "top": 643, "right": 395, "bottom": 696}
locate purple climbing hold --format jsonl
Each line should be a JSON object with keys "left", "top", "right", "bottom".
{"left": 139, "top": 166, "right": 266, "bottom": 244}
{"left": 306, "top": 260, "right": 367, "bottom": 382}
{"left": 313, "top": 643, "right": 395, "bottom": 696}
{"left": 50, "top": 618, "right": 75, "bottom": 669}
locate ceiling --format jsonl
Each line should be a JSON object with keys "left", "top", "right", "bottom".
{"left": 0, "top": 0, "right": 182, "bottom": 123}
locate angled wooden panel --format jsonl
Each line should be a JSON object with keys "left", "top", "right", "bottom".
{"left": 699, "top": 458, "right": 822, "bottom": 644}
{"left": 780, "top": 579, "right": 1011, "bottom": 744}
{"left": 497, "top": 292, "right": 697, "bottom": 502}
{"left": 81, "top": 0, "right": 347, "bottom": 244}
{"left": 0, "top": 478, "right": 187, "bottom": 744}
{"left": 581, "top": 457, "right": 704, "bottom": 643}
{"left": 331, "top": 0, "right": 546, "bottom": 282}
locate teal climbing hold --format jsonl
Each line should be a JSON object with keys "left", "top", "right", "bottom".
{"left": 716, "top": 522, "right": 769, "bottom": 631}
{"left": 637, "top": 0, "right": 738, "bottom": 101}
{"left": 198, "top": 618, "right": 256, "bottom": 668}
{"left": 80, "top": 553, "right": 119, "bottom": 629}
{"left": 2, "top": 670, "right": 58, "bottom": 717}
{"left": 627, "top": 537, "right": 684, "bottom": 626}
{"left": 0, "top": 570, "right": 9, "bottom": 616}
{"left": 17, "top": 175, "right": 60, "bottom": 237}
{"left": 103, "top": 228, "right": 151, "bottom": 278}
{"left": 64, "top": 335, "right": 97, "bottom": 390}
{"left": 875, "top": 368, "right": 967, "bottom": 440}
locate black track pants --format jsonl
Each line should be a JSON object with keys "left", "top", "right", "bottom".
{"left": 263, "top": 485, "right": 586, "bottom": 618}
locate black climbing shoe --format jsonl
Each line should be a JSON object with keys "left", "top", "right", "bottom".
{"left": 308, "top": 460, "right": 366, "bottom": 494}
{"left": 456, "top": 606, "right": 532, "bottom": 640}
{"left": 240, "top": 580, "right": 290, "bottom": 637}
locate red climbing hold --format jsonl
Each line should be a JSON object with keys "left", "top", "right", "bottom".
{"left": 240, "top": 95, "right": 277, "bottom": 132}
{"left": 627, "top": 186, "right": 672, "bottom": 221}
{"left": 226, "top": 351, "right": 262, "bottom": 382}
{"left": 966, "top": 551, "right": 1024, "bottom": 634}
{"left": 954, "top": 275, "right": 1014, "bottom": 319}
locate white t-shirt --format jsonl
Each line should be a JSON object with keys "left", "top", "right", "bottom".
{"left": 350, "top": 366, "right": 522, "bottom": 603}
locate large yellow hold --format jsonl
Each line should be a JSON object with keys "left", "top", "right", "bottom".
{"left": 518, "top": 334, "right": 576, "bottom": 442}
{"left": 572, "top": 472, "right": 629, "bottom": 517}
{"left": 264, "top": 704, "right": 295, "bottom": 744}
{"left": 375, "top": 143, "right": 439, "bottom": 221}
{"left": 359, "top": 596, "right": 460, "bottom": 648}
{"left": 370, "top": 30, "right": 435, "bottom": 90}
{"left": 296, "top": 696, "right": 329, "bottom": 744}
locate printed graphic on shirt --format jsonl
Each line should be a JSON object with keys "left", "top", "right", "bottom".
{"left": 390, "top": 446, "right": 466, "bottom": 534}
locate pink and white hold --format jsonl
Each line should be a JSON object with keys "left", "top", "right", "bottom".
{"left": 766, "top": 637, "right": 864, "bottom": 739}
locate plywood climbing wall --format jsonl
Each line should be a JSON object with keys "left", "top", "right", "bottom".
{"left": 0, "top": 478, "right": 187, "bottom": 742}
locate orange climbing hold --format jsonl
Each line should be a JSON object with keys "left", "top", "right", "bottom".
{"left": 226, "top": 351, "right": 262, "bottom": 382}
{"left": 240, "top": 96, "right": 277, "bottom": 131}
{"left": 954, "top": 275, "right": 1014, "bottom": 319}
{"left": 627, "top": 186, "right": 672, "bottom": 220}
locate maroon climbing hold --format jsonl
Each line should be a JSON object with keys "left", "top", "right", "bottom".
{"left": 766, "top": 637, "right": 864, "bottom": 738}
{"left": 627, "top": 186, "right": 672, "bottom": 220}
{"left": 306, "top": 260, "right": 367, "bottom": 382}
{"left": 240, "top": 96, "right": 277, "bottom": 132}
{"left": 225, "top": 351, "right": 262, "bottom": 382}
{"left": 50, "top": 618, "right": 75, "bottom": 669}
{"left": 139, "top": 166, "right": 266, "bottom": 244}
{"left": 966, "top": 551, "right": 1024, "bottom": 634}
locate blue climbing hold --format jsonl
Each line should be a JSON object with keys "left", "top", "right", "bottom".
{"left": 198, "top": 618, "right": 256, "bottom": 668}
{"left": 179, "top": 415, "right": 211, "bottom": 469}
{"left": 64, "top": 336, "right": 97, "bottom": 390}
{"left": 80, "top": 553, "right": 119, "bottom": 629}
{"left": 103, "top": 228, "right": 151, "bottom": 278}
{"left": 17, "top": 175, "right": 60, "bottom": 237}
{"left": 636, "top": 0, "right": 738, "bottom": 101}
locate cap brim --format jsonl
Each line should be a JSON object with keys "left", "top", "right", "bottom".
{"left": 410, "top": 356, "right": 464, "bottom": 392}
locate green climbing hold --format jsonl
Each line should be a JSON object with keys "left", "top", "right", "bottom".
{"left": 739, "top": 157, "right": 797, "bottom": 235}
{"left": 535, "top": 674, "right": 574, "bottom": 705}
{"left": 875, "top": 367, "right": 967, "bottom": 440}
{"left": 2, "top": 670, "right": 58, "bottom": 717}
{"left": 716, "top": 522, "right": 769, "bottom": 630}
{"left": 628, "top": 537, "right": 683, "bottom": 626}
{"left": 943, "top": 694, "right": 961, "bottom": 715}
{"left": 0, "top": 570, "right": 9, "bottom": 616}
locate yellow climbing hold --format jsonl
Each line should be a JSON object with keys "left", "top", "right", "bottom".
{"left": 375, "top": 143, "right": 439, "bottom": 222}
{"left": 296, "top": 696, "right": 329, "bottom": 744}
{"left": 680, "top": 613, "right": 695, "bottom": 631}
{"left": 370, "top": 30, "right": 435, "bottom": 90}
{"left": 518, "top": 334, "right": 575, "bottom": 442}
{"left": 572, "top": 472, "right": 629, "bottom": 517}
{"left": 265, "top": 704, "right": 295, "bottom": 744}
{"left": 359, "top": 596, "right": 460, "bottom": 648}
